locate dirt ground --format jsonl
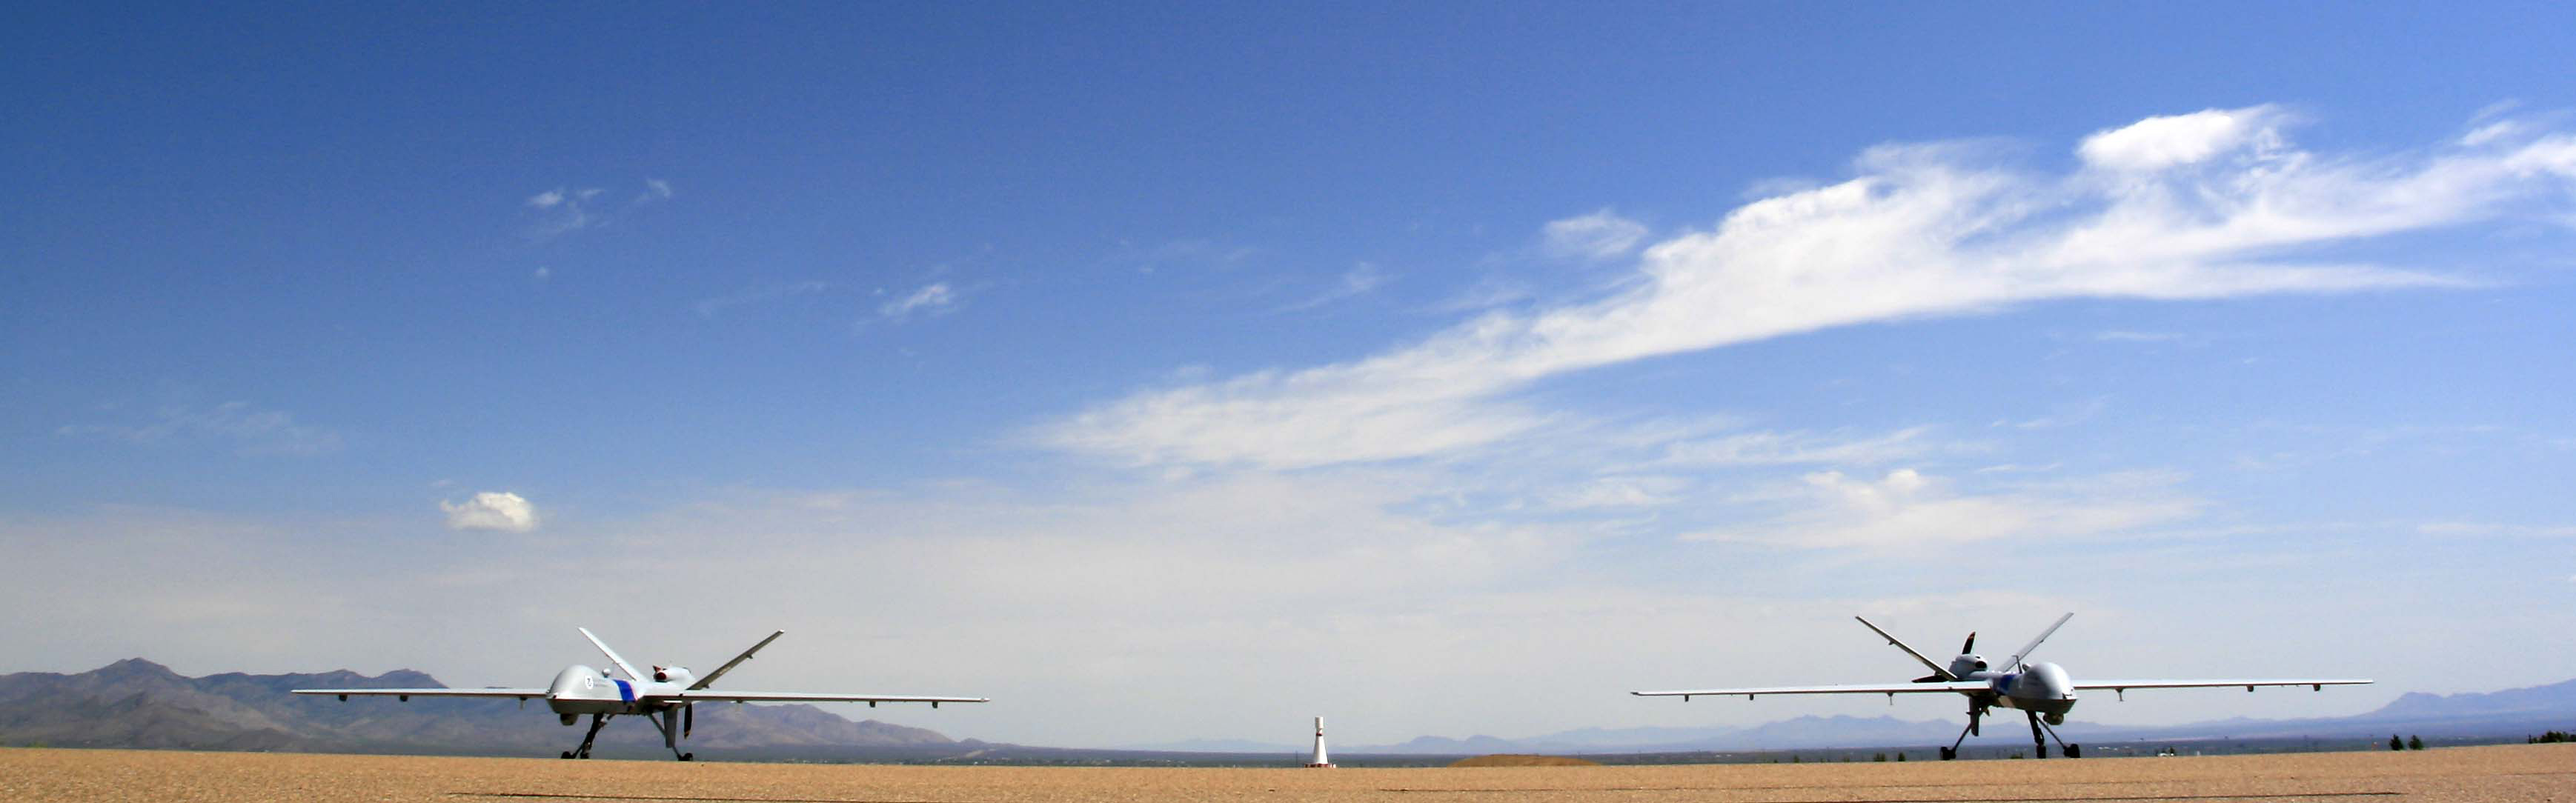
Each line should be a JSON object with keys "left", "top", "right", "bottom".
{"left": 2, "top": 744, "right": 2569, "bottom": 802}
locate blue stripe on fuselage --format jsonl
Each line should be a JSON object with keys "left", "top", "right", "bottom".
{"left": 614, "top": 679, "right": 634, "bottom": 703}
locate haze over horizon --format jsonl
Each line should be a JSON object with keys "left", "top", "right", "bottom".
{"left": 8, "top": 4, "right": 2576, "bottom": 750}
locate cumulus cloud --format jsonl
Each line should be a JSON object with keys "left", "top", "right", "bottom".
{"left": 1039, "top": 106, "right": 2576, "bottom": 470}
{"left": 1687, "top": 469, "right": 2201, "bottom": 548}
{"left": 441, "top": 491, "right": 540, "bottom": 533}
{"left": 1542, "top": 209, "right": 1649, "bottom": 261}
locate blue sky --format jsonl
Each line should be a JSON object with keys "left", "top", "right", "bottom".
{"left": 8, "top": 4, "right": 2576, "bottom": 747}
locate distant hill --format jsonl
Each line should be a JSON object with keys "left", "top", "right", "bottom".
{"left": 0, "top": 659, "right": 962, "bottom": 760}
{"left": 1116, "top": 737, "right": 1303, "bottom": 753}
{"left": 1344, "top": 678, "right": 2576, "bottom": 755}
{"left": 1449, "top": 753, "right": 1601, "bottom": 767}
{"left": 13, "top": 659, "right": 2576, "bottom": 762}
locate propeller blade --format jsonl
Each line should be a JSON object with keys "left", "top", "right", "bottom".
{"left": 683, "top": 703, "right": 694, "bottom": 738}
{"left": 1961, "top": 632, "right": 1976, "bottom": 654}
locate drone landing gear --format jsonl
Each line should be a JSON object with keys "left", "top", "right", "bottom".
{"left": 562, "top": 713, "right": 613, "bottom": 759}
{"left": 1941, "top": 705, "right": 1985, "bottom": 760}
{"left": 2026, "top": 710, "right": 2079, "bottom": 759}
{"left": 647, "top": 707, "right": 696, "bottom": 762}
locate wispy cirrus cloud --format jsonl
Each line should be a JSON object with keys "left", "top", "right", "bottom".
{"left": 1654, "top": 426, "right": 1941, "bottom": 467}
{"left": 696, "top": 280, "right": 831, "bottom": 318}
{"left": 2417, "top": 521, "right": 2576, "bottom": 538}
{"left": 1686, "top": 468, "right": 2202, "bottom": 549}
{"left": 58, "top": 401, "right": 342, "bottom": 456}
{"left": 1277, "top": 262, "right": 1390, "bottom": 312}
{"left": 1541, "top": 209, "right": 1649, "bottom": 261}
{"left": 522, "top": 179, "right": 674, "bottom": 239}
{"left": 876, "top": 281, "right": 962, "bottom": 322}
{"left": 1039, "top": 106, "right": 2576, "bottom": 470}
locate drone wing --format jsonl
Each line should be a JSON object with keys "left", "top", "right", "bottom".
{"left": 291, "top": 687, "right": 546, "bottom": 700}
{"left": 2074, "top": 678, "right": 2372, "bottom": 693}
{"left": 1633, "top": 681, "right": 1990, "bottom": 699}
{"left": 664, "top": 690, "right": 989, "bottom": 705}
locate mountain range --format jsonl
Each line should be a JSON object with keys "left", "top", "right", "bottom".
{"left": 0, "top": 659, "right": 966, "bottom": 760}
{"left": 1129, "top": 679, "right": 2576, "bottom": 755}
{"left": 8, "top": 659, "right": 2574, "bottom": 760}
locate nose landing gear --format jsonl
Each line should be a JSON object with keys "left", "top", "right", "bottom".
{"left": 2026, "top": 710, "right": 2079, "bottom": 759}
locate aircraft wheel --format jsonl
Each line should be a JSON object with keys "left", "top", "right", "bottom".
{"left": 680, "top": 753, "right": 694, "bottom": 762}
{"left": 2065, "top": 744, "right": 2080, "bottom": 759}
{"left": 1939, "top": 747, "right": 1955, "bottom": 761}
{"left": 560, "top": 751, "right": 574, "bottom": 760}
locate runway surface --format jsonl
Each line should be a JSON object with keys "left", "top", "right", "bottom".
{"left": 4, "top": 744, "right": 2568, "bottom": 802}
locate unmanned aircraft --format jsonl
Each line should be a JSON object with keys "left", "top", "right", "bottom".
{"left": 293, "top": 627, "right": 985, "bottom": 761}
{"left": 1632, "top": 613, "right": 2368, "bottom": 759}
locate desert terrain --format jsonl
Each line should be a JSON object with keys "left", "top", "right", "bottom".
{"left": 3, "top": 744, "right": 2568, "bottom": 802}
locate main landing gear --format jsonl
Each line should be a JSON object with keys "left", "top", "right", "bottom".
{"left": 1939, "top": 704, "right": 1984, "bottom": 761}
{"left": 555, "top": 709, "right": 697, "bottom": 762}
{"left": 646, "top": 707, "right": 695, "bottom": 762}
{"left": 1936, "top": 705, "right": 2079, "bottom": 760}
{"left": 562, "top": 713, "right": 611, "bottom": 759}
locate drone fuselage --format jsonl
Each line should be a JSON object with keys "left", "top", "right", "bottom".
{"left": 545, "top": 664, "right": 697, "bottom": 717}
{"left": 1960, "top": 661, "right": 2075, "bottom": 724}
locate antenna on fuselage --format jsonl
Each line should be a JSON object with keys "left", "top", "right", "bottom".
{"left": 577, "top": 627, "right": 645, "bottom": 681}
{"left": 1855, "top": 616, "right": 1957, "bottom": 682}
{"left": 2003, "top": 613, "right": 2074, "bottom": 672}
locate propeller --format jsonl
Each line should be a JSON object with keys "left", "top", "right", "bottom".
{"left": 683, "top": 703, "right": 694, "bottom": 739}
{"left": 1961, "top": 632, "right": 1976, "bottom": 654}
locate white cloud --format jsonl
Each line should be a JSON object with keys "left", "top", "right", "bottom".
{"left": 1685, "top": 469, "right": 2202, "bottom": 549}
{"left": 440, "top": 491, "right": 540, "bottom": 533}
{"left": 2077, "top": 106, "right": 2290, "bottom": 172}
{"left": 1044, "top": 107, "right": 2572, "bottom": 470}
{"left": 58, "top": 402, "right": 342, "bottom": 456}
{"left": 1544, "top": 475, "right": 1687, "bottom": 510}
{"left": 2462, "top": 121, "right": 2523, "bottom": 147}
{"left": 1541, "top": 209, "right": 1648, "bottom": 261}
{"left": 1996, "top": 397, "right": 2110, "bottom": 430}
{"left": 1114, "top": 239, "right": 1261, "bottom": 275}
{"left": 1656, "top": 426, "right": 1937, "bottom": 467}
{"left": 877, "top": 282, "right": 960, "bottom": 321}
{"left": 3, "top": 478, "right": 2429, "bottom": 747}
{"left": 1278, "top": 262, "right": 1390, "bottom": 312}
{"left": 2094, "top": 330, "right": 2187, "bottom": 342}
{"left": 522, "top": 180, "right": 669, "bottom": 239}
{"left": 2417, "top": 521, "right": 2576, "bottom": 538}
